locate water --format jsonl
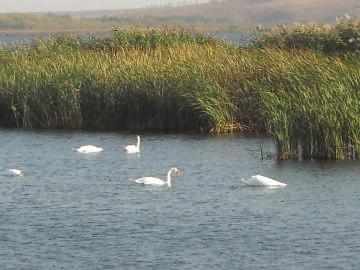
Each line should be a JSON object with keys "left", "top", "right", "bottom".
{"left": 0, "top": 32, "right": 253, "bottom": 48}
{"left": 0, "top": 32, "right": 109, "bottom": 48}
{"left": 0, "top": 34, "right": 46, "bottom": 45}
{"left": 1, "top": 129, "right": 360, "bottom": 269}
{"left": 214, "top": 31, "right": 256, "bottom": 46}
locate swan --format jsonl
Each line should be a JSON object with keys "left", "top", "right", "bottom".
{"left": 1, "top": 169, "right": 23, "bottom": 177}
{"left": 124, "top": 135, "right": 140, "bottom": 154}
{"left": 73, "top": 145, "right": 103, "bottom": 154}
{"left": 241, "top": 175, "right": 287, "bottom": 187}
{"left": 133, "top": 167, "right": 181, "bottom": 187}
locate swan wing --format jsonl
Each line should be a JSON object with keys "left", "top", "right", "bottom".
{"left": 134, "top": 177, "right": 165, "bottom": 186}
{"left": 124, "top": 145, "right": 139, "bottom": 153}
{"left": 243, "top": 175, "right": 287, "bottom": 186}
{"left": 75, "top": 145, "right": 103, "bottom": 153}
{"left": 1, "top": 169, "right": 23, "bottom": 177}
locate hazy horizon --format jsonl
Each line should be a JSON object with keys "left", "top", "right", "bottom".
{"left": 0, "top": 0, "right": 209, "bottom": 13}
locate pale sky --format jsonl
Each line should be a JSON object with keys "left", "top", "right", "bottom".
{"left": 0, "top": 0, "right": 208, "bottom": 13}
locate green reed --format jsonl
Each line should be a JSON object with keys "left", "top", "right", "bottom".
{"left": 1, "top": 28, "right": 360, "bottom": 159}
{"left": 242, "top": 49, "right": 360, "bottom": 160}
{"left": 252, "top": 19, "right": 360, "bottom": 53}
{"left": 0, "top": 30, "right": 234, "bottom": 132}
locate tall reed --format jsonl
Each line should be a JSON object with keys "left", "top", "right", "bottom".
{"left": 252, "top": 18, "right": 360, "bottom": 53}
{"left": 1, "top": 28, "right": 360, "bottom": 159}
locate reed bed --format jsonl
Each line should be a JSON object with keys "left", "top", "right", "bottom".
{"left": 1, "top": 28, "right": 360, "bottom": 159}
{"left": 252, "top": 17, "right": 360, "bottom": 53}
{"left": 0, "top": 30, "right": 235, "bottom": 132}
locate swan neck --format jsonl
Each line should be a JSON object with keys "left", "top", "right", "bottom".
{"left": 166, "top": 169, "right": 173, "bottom": 185}
{"left": 136, "top": 136, "right": 140, "bottom": 149}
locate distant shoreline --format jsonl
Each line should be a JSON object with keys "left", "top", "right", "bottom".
{"left": 0, "top": 28, "right": 110, "bottom": 35}
{"left": 0, "top": 26, "right": 251, "bottom": 36}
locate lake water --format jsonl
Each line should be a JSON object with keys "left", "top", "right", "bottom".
{"left": 0, "top": 34, "right": 43, "bottom": 46}
{"left": 1, "top": 129, "right": 360, "bottom": 269}
{"left": 0, "top": 33, "right": 106, "bottom": 48}
{"left": 0, "top": 32, "right": 253, "bottom": 48}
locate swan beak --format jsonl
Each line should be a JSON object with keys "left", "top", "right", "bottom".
{"left": 176, "top": 171, "right": 181, "bottom": 176}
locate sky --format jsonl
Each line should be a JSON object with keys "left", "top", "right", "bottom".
{"left": 0, "top": 0, "right": 208, "bottom": 13}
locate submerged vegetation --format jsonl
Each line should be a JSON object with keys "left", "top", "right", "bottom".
{"left": 1, "top": 21, "right": 360, "bottom": 160}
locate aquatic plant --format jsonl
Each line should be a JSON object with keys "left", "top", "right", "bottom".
{"left": 1, "top": 28, "right": 360, "bottom": 160}
{"left": 243, "top": 49, "right": 360, "bottom": 160}
{"left": 252, "top": 18, "right": 360, "bottom": 53}
{"left": 0, "top": 30, "right": 233, "bottom": 132}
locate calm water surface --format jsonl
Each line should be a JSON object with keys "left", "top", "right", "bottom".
{"left": 1, "top": 130, "right": 360, "bottom": 269}
{"left": 0, "top": 32, "right": 253, "bottom": 47}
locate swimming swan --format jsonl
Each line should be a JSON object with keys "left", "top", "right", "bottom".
{"left": 133, "top": 167, "right": 181, "bottom": 187}
{"left": 124, "top": 135, "right": 140, "bottom": 154}
{"left": 1, "top": 169, "right": 23, "bottom": 177}
{"left": 73, "top": 145, "right": 103, "bottom": 154}
{"left": 241, "top": 175, "right": 287, "bottom": 187}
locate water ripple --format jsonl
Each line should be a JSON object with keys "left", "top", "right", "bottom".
{"left": 0, "top": 130, "right": 360, "bottom": 269}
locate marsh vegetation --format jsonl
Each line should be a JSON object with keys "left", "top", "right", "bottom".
{"left": 1, "top": 20, "right": 359, "bottom": 159}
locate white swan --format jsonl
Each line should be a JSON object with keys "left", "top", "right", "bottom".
{"left": 1, "top": 169, "right": 23, "bottom": 177}
{"left": 241, "top": 175, "right": 287, "bottom": 187}
{"left": 73, "top": 145, "right": 103, "bottom": 154}
{"left": 124, "top": 135, "right": 140, "bottom": 154}
{"left": 133, "top": 167, "right": 181, "bottom": 187}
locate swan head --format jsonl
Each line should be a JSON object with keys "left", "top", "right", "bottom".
{"left": 166, "top": 167, "right": 181, "bottom": 185}
{"left": 174, "top": 167, "right": 181, "bottom": 176}
{"left": 137, "top": 135, "right": 140, "bottom": 141}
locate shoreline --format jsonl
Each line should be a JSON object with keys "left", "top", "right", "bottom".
{"left": 0, "top": 28, "right": 110, "bottom": 35}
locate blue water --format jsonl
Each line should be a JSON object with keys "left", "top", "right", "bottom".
{"left": 1, "top": 129, "right": 360, "bottom": 269}
{"left": 0, "top": 34, "right": 41, "bottom": 45}
{"left": 0, "top": 33, "right": 108, "bottom": 48}
{"left": 0, "top": 32, "right": 253, "bottom": 48}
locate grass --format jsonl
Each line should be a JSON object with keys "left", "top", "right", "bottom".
{"left": 0, "top": 30, "right": 235, "bottom": 132}
{"left": 252, "top": 17, "right": 360, "bottom": 53}
{"left": 1, "top": 26, "right": 360, "bottom": 159}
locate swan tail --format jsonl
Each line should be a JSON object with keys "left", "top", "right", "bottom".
{"left": 240, "top": 178, "right": 247, "bottom": 184}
